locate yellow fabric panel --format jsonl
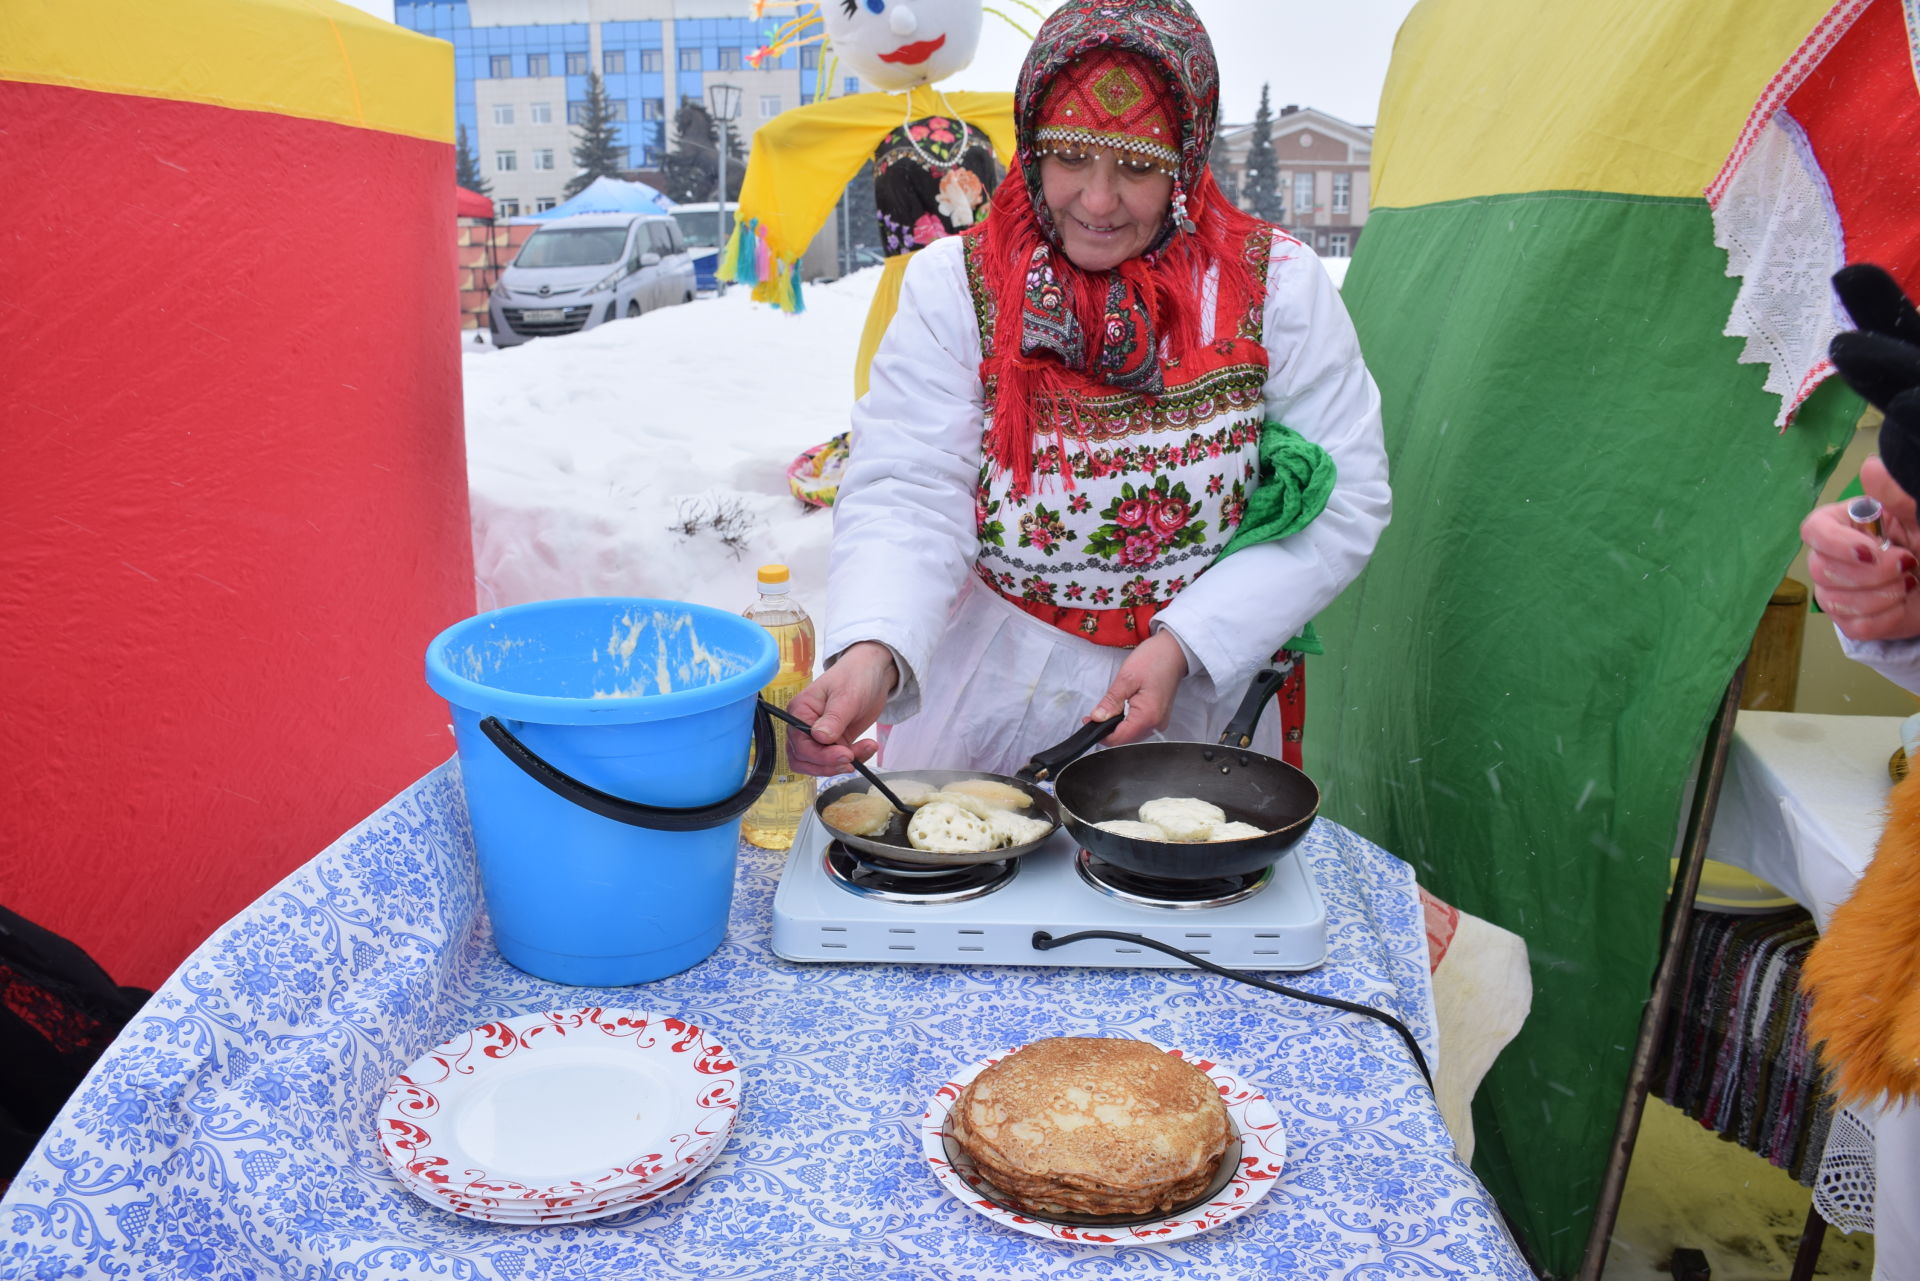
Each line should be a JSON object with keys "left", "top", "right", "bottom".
{"left": 1373, "top": 0, "right": 1835, "bottom": 205}
{"left": 0, "top": 0, "right": 452, "bottom": 143}
{"left": 732, "top": 87, "right": 1016, "bottom": 271}
{"left": 854, "top": 253, "right": 915, "bottom": 400}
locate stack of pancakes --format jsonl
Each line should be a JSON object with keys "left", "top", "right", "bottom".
{"left": 948, "top": 1037, "right": 1233, "bottom": 1218}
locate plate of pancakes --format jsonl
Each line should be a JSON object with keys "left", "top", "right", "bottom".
{"left": 920, "top": 1036, "right": 1285, "bottom": 1243}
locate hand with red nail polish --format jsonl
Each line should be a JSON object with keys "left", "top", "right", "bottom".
{"left": 1801, "top": 456, "right": 1920, "bottom": 640}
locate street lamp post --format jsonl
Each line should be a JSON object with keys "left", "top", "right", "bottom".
{"left": 707, "top": 83, "right": 742, "bottom": 296}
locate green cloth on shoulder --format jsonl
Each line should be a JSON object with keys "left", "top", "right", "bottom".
{"left": 1214, "top": 420, "right": 1336, "bottom": 653}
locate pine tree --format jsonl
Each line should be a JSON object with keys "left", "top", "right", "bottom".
{"left": 455, "top": 124, "right": 489, "bottom": 196}
{"left": 1241, "top": 84, "right": 1283, "bottom": 222}
{"left": 1208, "top": 127, "right": 1239, "bottom": 208}
{"left": 662, "top": 101, "right": 719, "bottom": 204}
{"left": 566, "top": 71, "right": 625, "bottom": 198}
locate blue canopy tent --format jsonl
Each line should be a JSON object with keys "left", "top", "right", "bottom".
{"left": 508, "top": 176, "right": 676, "bottom": 222}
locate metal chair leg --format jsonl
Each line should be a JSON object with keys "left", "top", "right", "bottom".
{"left": 1787, "top": 1202, "right": 1827, "bottom": 1281}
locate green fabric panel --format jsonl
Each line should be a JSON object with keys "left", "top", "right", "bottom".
{"left": 1307, "top": 192, "right": 1858, "bottom": 1277}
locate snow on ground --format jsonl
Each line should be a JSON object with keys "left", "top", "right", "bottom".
{"left": 462, "top": 254, "right": 1352, "bottom": 639}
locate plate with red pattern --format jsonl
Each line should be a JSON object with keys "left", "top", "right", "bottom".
{"left": 377, "top": 1008, "right": 740, "bottom": 1215}
{"left": 919, "top": 1042, "right": 1284, "bottom": 1244}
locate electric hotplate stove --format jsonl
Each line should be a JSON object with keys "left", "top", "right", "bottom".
{"left": 770, "top": 809, "right": 1327, "bottom": 971}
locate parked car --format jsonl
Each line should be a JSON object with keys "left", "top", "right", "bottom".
{"left": 670, "top": 203, "right": 738, "bottom": 294}
{"left": 489, "top": 213, "right": 696, "bottom": 346}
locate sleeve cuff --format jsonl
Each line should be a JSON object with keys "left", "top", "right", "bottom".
{"left": 825, "top": 639, "right": 922, "bottom": 724}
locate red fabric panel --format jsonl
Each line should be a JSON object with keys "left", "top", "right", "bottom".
{"left": 456, "top": 186, "right": 494, "bottom": 219}
{"left": 1788, "top": 0, "right": 1920, "bottom": 293}
{"left": 0, "top": 81, "right": 474, "bottom": 988}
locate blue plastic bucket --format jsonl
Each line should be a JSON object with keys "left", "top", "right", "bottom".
{"left": 425, "top": 597, "right": 778, "bottom": 986}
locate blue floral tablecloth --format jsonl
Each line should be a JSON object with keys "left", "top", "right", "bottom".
{"left": 1, "top": 762, "right": 1530, "bottom": 1280}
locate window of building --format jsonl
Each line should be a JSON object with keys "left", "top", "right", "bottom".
{"left": 1299, "top": 131, "right": 1313, "bottom": 147}
{"left": 530, "top": 101, "right": 551, "bottom": 124}
{"left": 759, "top": 94, "right": 782, "bottom": 117}
{"left": 1332, "top": 172, "right": 1351, "bottom": 214}
{"left": 492, "top": 103, "right": 514, "bottom": 125}
{"left": 843, "top": 76, "right": 859, "bottom": 96}
{"left": 497, "top": 198, "right": 521, "bottom": 217}
{"left": 566, "top": 51, "right": 589, "bottom": 75}
{"left": 489, "top": 55, "right": 512, "bottom": 78}
{"left": 494, "top": 150, "right": 517, "bottom": 172}
{"left": 642, "top": 98, "right": 665, "bottom": 121}
{"left": 641, "top": 49, "right": 662, "bottom": 72}
{"left": 1330, "top": 232, "right": 1350, "bottom": 257}
{"left": 568, "top": 101, "right": 588, "bottom": 124}
{"left": 604, "top": 50, "right": 626, "bottom": 74}
{"left": 532, "top": 149, "right": 555, "bottom": 171}
{"left": 679, "top": 46, "right": 701, "bottom": 71}
{"left": 799, "top": 46, "right": 818, "bottom": 69}
{"left": 536, "top": 198, "right": 557, "bottom": 212}
{"left": 527, "top": 52, "right": 550, "bottom": 77}
{"left": 1293, "top": 172, "right": 1315, "bottom": 214}
{"left": 608, "top": 99, "right": 628, "bottom": 121}
{"left": 717, "top": 46, "right": 741, "bottom": 70}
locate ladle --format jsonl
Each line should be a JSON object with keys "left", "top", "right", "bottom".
{"left": 757, "top": 699, "right": 913, "bottom": 814}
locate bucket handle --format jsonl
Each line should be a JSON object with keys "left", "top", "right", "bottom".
{"left": 478, "top": 701, "right": 776, "bottom": 833}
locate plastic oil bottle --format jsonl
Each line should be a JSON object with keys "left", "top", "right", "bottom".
{"left": 741, "top": 564, "right": 817, "bottom": 849}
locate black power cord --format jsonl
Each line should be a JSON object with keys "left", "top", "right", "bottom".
{"left": 1031, "top": 929, "right": 1434, "bottom": 1092}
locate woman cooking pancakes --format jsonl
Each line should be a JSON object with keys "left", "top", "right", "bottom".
{"left": 790, "top": 0, "right": 1389, "bottom": 778}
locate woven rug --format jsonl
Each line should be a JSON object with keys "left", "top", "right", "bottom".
{"left": 1654, "top": 907, "right": 1833, "bottom": 1184}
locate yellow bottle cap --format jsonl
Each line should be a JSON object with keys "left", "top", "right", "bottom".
{"left": 757, "top": 564, "right": 790, "bottom": 586}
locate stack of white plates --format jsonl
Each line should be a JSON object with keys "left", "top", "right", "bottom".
{"left": 377, "top": 1008, "right": 741, "bottom": 1224}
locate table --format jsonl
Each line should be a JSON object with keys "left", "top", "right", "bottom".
{"left": 0, "top": 762, "right": 1531, "bottom": 1280}
{"left": 1701, "top": 710, "right": 1916, "bottom": 1272}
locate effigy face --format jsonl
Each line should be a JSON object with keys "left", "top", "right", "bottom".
{"left": 823, "top": 0, "right": 984, "bottom": 92}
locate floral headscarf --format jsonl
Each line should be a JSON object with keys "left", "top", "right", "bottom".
{"left": 972, "top": 0, "right": 1264, "bottom": 498}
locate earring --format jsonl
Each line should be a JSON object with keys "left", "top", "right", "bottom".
{"left": 1170, "top": 181, "right": 1197, "bottom": 235}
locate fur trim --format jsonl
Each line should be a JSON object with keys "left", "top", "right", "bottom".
{"left": 1801, "top": 765, "right": 1920, "bottom": 1104}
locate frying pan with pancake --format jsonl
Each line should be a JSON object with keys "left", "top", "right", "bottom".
{"left": 1052, "top": 664, "right": 1321, "bottom": 880}
{"left": 807, "top": 719, "right": 1119, "bottom": 867}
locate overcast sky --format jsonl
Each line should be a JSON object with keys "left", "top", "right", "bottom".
{"left": 334, "top": 0, "right": 1418, "bottom": 127}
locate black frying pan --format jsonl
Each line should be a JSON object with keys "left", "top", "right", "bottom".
{"left": 1052, "top": 664, "right": 1321, "bottom": 880}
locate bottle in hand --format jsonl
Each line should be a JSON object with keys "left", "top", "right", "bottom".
{"left": 742, "top": 564, "right": 817, "bottom": 850}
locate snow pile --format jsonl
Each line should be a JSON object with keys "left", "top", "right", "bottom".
{"left": 462, "top": 271, "right": 879, "bottom": 635}
{"left": 461, "top": 254, "right": 1350, "bottom": 637}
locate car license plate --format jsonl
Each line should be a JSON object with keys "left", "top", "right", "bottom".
{"left": 520, "top": 308, "right": 564, "bottom": 323}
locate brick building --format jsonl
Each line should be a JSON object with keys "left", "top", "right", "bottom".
{"left": 1216, "top": 105, "right": 1372, "bottom": 257}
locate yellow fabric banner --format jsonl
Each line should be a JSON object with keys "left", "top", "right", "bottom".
{"left": 727, "top": 85, "right": 1016, "bottom": 306}
{"left": 0, "top": 0, "right": 452, "bottom": 142}
{"left": 1373, "top": 0, "right": 1833, "bottom": 207}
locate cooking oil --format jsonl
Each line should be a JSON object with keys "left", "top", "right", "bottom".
{"left": 741, "top": 565, "right": 816, "bottom": 850}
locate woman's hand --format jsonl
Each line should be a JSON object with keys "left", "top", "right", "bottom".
{"left": 786, "top": 642, "right": 898, "bottom": 775}
{"left": 1088, "top": 631, "right": 1190, "bottom": 746}
{"left": 1802, "top": 456, "right": 1920, "bottom": 641}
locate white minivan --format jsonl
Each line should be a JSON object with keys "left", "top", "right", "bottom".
{"left": 489, "top": 212, "right": 697, "bottom": 346}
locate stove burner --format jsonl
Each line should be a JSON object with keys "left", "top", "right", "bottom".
{"left": 1075, "top": 851, "right": 1272, "bottom": 910}
{"left": 824, "top": 842, "right": 1017, "bottom": 904}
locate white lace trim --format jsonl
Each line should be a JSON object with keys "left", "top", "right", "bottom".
{"left": 1706, "top": 0, "right": 1872, "bottom": 428}
{"left": 1814, "top": 1102, "right": 1878, "bottom": 1232}
{"left": 1708, "top": 111, "right": 1848, "bottom": 427}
